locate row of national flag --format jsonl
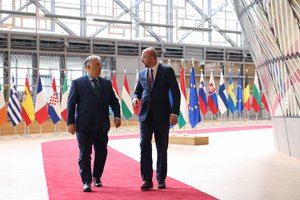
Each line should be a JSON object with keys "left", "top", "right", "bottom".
{"left": 0, "top": 69, "right": 269, "bottom": 129}
{"left": 183, "top": 67, "right": 269, "bottom": 128}
{"left": 0, "top": 75, "right": 67, "bottom": 127}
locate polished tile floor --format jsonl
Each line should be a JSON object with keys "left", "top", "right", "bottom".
{"left": 1, "top": 121, "right": 300, "bottom": 200}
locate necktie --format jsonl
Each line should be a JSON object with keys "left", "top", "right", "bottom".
{"left": 148, "top": 69, "right": 154, "bottom": 89}
{"left": 92, "top": 78, "right": 100, "bottom": 96}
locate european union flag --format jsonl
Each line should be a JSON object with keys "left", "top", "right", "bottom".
{"left": 236, "top": 71, "right": 243, "bottom": 113}
{"left": 188, "top": 66, "right": 201, "bottom": 128}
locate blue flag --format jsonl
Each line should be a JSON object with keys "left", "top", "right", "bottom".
{"left": 188, "top": 66, "right": 201, "bottom": 128}
{"left": 236, "top": 71, "right": 243, "bottom": 113}
{"left": 7, "top": 76, "right": 22, "bottom": 126}
{"left": 228, "top": 71, "right": 236, "bottom": 113}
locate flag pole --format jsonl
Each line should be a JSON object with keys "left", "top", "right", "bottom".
{"left": 24, "top": 123, "right": 26, "bottom": 135}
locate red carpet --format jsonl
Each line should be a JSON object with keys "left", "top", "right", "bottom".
{"left": 42, "top": 139, "right": 217, "bottom": 200}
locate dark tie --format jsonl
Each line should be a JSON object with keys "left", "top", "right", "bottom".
{"left": 148, "top": 69, "right": 154, "bottom": 89}
{"left": 92, "top": 78, "right": 100, "bottom": 96}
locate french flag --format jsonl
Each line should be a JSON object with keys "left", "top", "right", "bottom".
{"left": 207, "top": 71, "right": 219, "bottom": 115}
{"left": 34, "top": 76, "right": 48, "bottom": 125}
{"left": 48, "top": 76, "right": 61, "bottom": 124}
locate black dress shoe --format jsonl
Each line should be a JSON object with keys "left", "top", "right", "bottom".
{"left": 141, "top": 181, "right": 153, "bottom": 191}
{"left": 158, "top": 180, "right": 166, "bottom": 189}
{"left": 83, "top": 183, "right": 92, "bottom": 192}
{"left": 93, "top": 178, "right": 102, "bottom": 187}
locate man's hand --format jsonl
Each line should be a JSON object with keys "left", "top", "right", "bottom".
{"left": 114, "top": 117, "right": 121, "bottom": 128}
{"left": 67, "top": 124, "right": 75, "bottom": 135}
{"left": 132, "top": 98, "right": 139, "bottom": 108}
{"left": 169, "top": 115, "right": 178, "bottom": 126}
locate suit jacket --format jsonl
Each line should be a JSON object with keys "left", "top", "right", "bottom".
{"left": 133, "top": 63, "right": 180, "bottom": 124}
{"left": 67, "top": 75, "right": 120, "bottom": 133}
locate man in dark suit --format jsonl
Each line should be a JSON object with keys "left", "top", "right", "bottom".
{"left": 132, "top": 47, "right": 180, "bottom": 191}
{"left": 67, "top": 55, "right": 121, "bottom": 192}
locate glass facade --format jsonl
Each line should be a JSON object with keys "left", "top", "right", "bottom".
{"left": 0, "top": 0, "right": 243, "bottom": 46}
{"left": 231, "top": 0, "right": 300, "bottom": 117}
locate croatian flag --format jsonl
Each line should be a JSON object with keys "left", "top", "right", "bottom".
{"left": 48, "top": 76, "right": 60, "bottom": 124}
{"left": 207, "top": 71, "right": 219, "bottom": 114}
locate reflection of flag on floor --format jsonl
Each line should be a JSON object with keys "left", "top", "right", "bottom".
{"left": 243, "top": 72, "right": 251, "bottom": 112}
{"left": 121, "top": 72, "right": 134, "bottom": 119}
{"left": 218, "top": 70, "right": 227, "bottom": 115}
{"left": 188, "top": 66, "right": 201, "bottom": 128}
{"left": 7, "top": 76, "right": 22, "bottom": 126}
{"left": 0, "top": 82, "right": 7, "bottom": 126}
{"left": 207, "top": 71, "right": 219, "bottom": 115}
{"left": 236, "top": 71, "right": 243, "bottom": 113}
{"left": 48, "top": 76, "right": 60, "bottom": 124}
{"left": 198, "top": 70, "right": 208, "bottom": 115}
{"left": 178, "top": 65, "right": 188, "bottom": 129}
{"left": 60, "top": 76, "right": 68, "bottom": 122}
{"left": 35, "top": 76, "right": 48, "bottom": 125}
{"left": 252, "top": 71, "right": 262, "bottom": 113}
{"left": 21, "top": 76, "right": 35, "bottom": 126}
{"left": 228, "top": 71, "right": 236, "bottom": 113}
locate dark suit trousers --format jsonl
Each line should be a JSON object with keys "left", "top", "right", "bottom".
{"left": 140, "top": 111, "right": 170, "bottom": 182}
{"left": 76, "top": 130, "right": 108, "bottom": 184}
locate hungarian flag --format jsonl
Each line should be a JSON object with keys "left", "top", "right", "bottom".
{"left": 252, "top": 71, "right": 262, "bottom": 113}
{"left": 198, "top": 70, "right": 208, "bottom": 115}
{"left": 48, "top": 76, "right": 61, "bottom": 124}
{"left": 60, "top": 76, "right": 68, "bottom": 122}
{"left": 112, "top": 71, "right": 121, "bottom": 107}
{"left": 178, "top": 65, "right": 188, "bottom": 129}
{"left": 207, "top": 71, "right": 219, "bottom": 115}
{"left": 243, "top": 72, "right": 251, "bottom": 111}
{"left": 261, "top": 92, "right": 269, "bottom": 112}
{"left": 133, "top": 69, "right": 141, "bottom": 116}
{"left": 0, "top": 83, "right": 7, "bottom": 126}
{"left": 35, "top": 76, "right": 48, "bottom": 125}
{"left": 21, "top": 76, "right": 35, "bottom": 126}
{"left": 121, "top": 72, "right": 134, "bottom": 119}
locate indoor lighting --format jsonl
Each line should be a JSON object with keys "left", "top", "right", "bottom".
{"left": 0, "top": 10, "right": 36, "bottom": 16}
{"left": 93, "top": 18, "right": 132, "bottom": 24}
{"left": 139, "top": 22, "right": 173, "bottom": 28}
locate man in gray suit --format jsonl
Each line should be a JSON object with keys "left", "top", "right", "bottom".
{"left": 67, "top": 55, "right": 121, "bottom": 192}
{"left": 132, "top": 47, "right": 180, "bottom": 191}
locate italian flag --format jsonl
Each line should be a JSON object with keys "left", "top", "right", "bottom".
{"left": 121, "top": 72, "right": 134, "bottom": 119}
{"left": 178, "top": 65, "right": 188, "bottom": 129}
{"left": 60, "top": 76, "right": 68, "bottom": 122}
{"left": 252, "top": 71, "right": 262, "bottom": 113}
{"left": 0, "top": 83, "right": 7, "bottom": 126}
